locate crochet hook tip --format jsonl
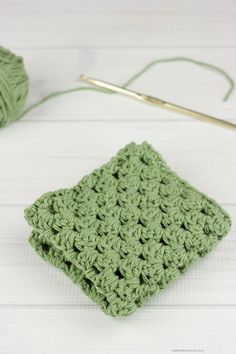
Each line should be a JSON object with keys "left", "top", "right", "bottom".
{"left": 81, "top": 74, "right": 96, "bottom": 85}
{"left": 80, "top": 74, "right": 87, "bottom": 81}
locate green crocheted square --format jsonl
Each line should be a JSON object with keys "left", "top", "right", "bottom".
{"left": 25, "top": 142, "right": 231, "bottom": 316}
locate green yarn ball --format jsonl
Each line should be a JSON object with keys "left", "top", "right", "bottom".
{"left": 0, "top": 47, "right": 28, "bottom": 127}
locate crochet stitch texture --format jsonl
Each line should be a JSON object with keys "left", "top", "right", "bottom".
{"left": 25, "top": 142, "right": 231, "bottom": 316}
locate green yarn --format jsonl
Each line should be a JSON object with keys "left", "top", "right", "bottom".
{"left": 25, "top": 142, "right": 231, "bottom": 317}
{"left": 0, "top": 46, "right": 234, "bottom": 127}
{"left": 0, "top": 47, "right": 28, "bottom": 127}
{"left": 122, "top": 57, "right": 235, "bottom": 102}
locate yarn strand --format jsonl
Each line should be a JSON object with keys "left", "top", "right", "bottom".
{"left": 122, "top": 57, "right": 234, "bottom": 101}
{"left": 20, "top": 56, "right": 234, "bottom": 121}
{"left": 19, "top": 87, "right": 106, "bottom": 119}
{"left": 1, "top": 47, "right": 234, "bottom": 126}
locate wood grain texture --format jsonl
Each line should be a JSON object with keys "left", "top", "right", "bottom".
{"left": 0, "top": 121, "right": 235, "bottom": 204}
{"left": 0, "top": 0, "right": 236, "bottom": 352}
{"left": 0, "top": 0, "right": 236, "bottom": 47}
{"left": 0, "top": 307, "right": 236, "bottom": 354}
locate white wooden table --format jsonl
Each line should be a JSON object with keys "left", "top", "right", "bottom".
{"left": 0, "top": 1, "right": 236, "bottom": 353}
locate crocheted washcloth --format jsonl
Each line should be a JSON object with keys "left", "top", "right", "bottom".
{"left": 25, "top": 142, "right": 231, "bottom": 316}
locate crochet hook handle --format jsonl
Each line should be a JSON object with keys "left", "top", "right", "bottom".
{"left": 80, "top": 74, "right": 236, "bottom": 132}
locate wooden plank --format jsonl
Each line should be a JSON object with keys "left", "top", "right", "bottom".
{"left": 0, "top": 307, "right": 235, "bottom": 354}
{"left": 1, "top": 0, "right": 236, "bottom": 47}
{"left": 0, "top": 121, "right": 235, "bottom": 204}
{"left": 12, "top": 48, "right": 236, "bottom": 123}
{"left": 0, "top": 205, "right": 235, "bottom": 306}
{"left": 1, "top": 1, "right": 235, "bottom": 352}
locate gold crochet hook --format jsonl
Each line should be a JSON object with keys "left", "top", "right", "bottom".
{"left": 80, "top": 74, "right": 236, "bottom": 132}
